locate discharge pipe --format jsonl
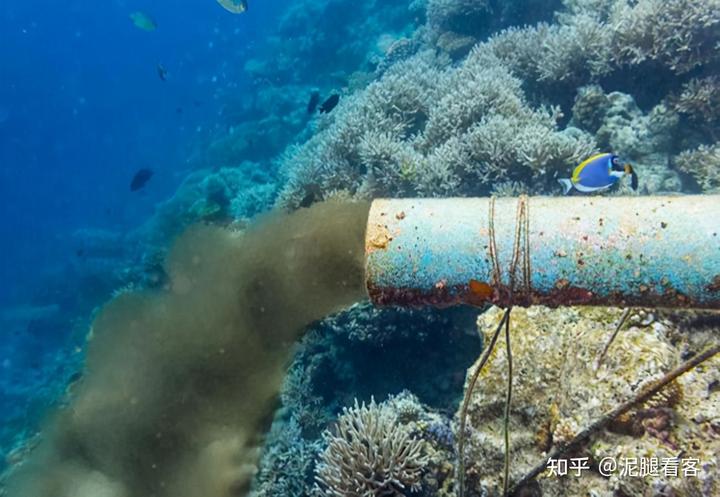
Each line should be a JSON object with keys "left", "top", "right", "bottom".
{"left": 365, "top": 196, "right": 720, "bottom": 309}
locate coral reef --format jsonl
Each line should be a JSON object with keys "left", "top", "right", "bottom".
{"left": 276, "top": 48, "right": 596, "bottom": 208}
{"left": 570, "top": 85, "right": 685, "bottom": 193}
{"left": 457, "top": 306, "right": 720, "bottom": 497}
{"left": 609, "top": 0, "right": 720, "bottom": 74}
{"left": 674, "top": 76, "right": 720, "bottom": 127}
{"left": 425, "top": 0, "right": 561, "bottom": 59}
{"left": 275, "top": 0, "right": 720, "bottom": 206}
{"left": 308, "top": 391, "right": 460, "bottom": 497}
{"left": 484, "top": 0, "right": 720, "bottom": 85}
{"left": 314, "top": 397, "right": 428, "bottom": 497}
{"left": 672, "top": 76, "right": 720, "bottom": 147}
{"left": 674, "top": 143, "right": 720, "bottom": 193}
{"left": 271, "top": 301, "right": 479, "bottom": 438}
{"left": 593, "top": 91, "right": 681, "bottom": 193}
{"left": 250, "top": 417, "right": 321, "bottom": 497}
{"left": 133, "top": 163, "right": 276, "bottom": 247}
{"left": 248, "top": 303, "right": 479, "bottom": 494}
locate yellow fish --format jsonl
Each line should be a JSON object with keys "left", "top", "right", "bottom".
{"left": 217, "top": 0, "right": 248, "bottom": 14}
{"left": 129, "top": 11, "right": 157, "bottom": 31}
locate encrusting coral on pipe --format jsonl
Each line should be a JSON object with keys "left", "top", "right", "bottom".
{"left": 6, "top": 201, "right": 369, "bottom": 497}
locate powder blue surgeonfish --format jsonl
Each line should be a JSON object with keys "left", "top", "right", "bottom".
{"left": 558, "top": 153, "right": 638, "bottom": 194}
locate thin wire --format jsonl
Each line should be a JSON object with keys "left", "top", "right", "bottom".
{"left": 488, "top": 196, "right": 502, "bottom": 286}
{"left": 595, "top": 307, "right": 632, "bottom": 372}
{"left": 459, "top": 196, "right": 531, "bottom": 497}
{"left": 508, "top": 195, "right": 531, "bottom": 300}
{"left": 502, "top": 310, "right": 513, "bottom": 497}
{"left": 509, "top": 196, "right": 524, "bottom": 292}
{"left": 522, "top": 195, "right": 531, "bottom": 296}
{"left": 457, "top": 308, "right": 511, "bottom": 497}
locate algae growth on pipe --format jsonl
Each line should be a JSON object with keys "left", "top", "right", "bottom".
{"left": 365, "top": 196, "right": 720, "bottom": 309}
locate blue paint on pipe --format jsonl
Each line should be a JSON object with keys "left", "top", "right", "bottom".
{"left": 365, "top": 196, "right": 720, "bottom": 309}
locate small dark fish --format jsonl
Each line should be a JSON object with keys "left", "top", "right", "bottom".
{"left": 319, "top": 94, "right": 340, "bottom": 114}
{"left": 68, "top": 371, "right": 83, "bottom": 384}
{"left": 307, "top": 90, "right": 320, "bottom": 114}
{"left": 157, "top": 63, "right": 168, "bottom": 81}
{"left": 299, "top": 192, "right": 315, "bottom": 208}
{"left": 130, "top": 168, "right": 154, "bottom": 191}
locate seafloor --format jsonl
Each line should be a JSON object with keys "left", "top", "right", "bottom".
{"left": 2, "top": 0, "right": 720, "bottom": 496}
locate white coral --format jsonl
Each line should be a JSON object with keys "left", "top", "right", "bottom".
{"left": 675, "top": 143, "right": 720, "bottom": 193}
{"left": 314, "top": 398, "right": 428, "bottom": 497}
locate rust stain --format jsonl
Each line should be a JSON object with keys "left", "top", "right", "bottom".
{"left": 465, "top": 279, "right": 495, "bottom": 306}
{"left": 366, "top": 284, "right": 465, "bottom": 309}
{"left": 469, "top": 279, "right": 493, "bottom": 299}
{"left": 549, "top": 286, "right": 594, "bottom": 305}
{"left": 366, "top": 280, "right": 710, "bottom": 309}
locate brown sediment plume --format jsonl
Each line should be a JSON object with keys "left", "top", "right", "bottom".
{"left": 7, "top": 201, "right": 369, "bottom": 497}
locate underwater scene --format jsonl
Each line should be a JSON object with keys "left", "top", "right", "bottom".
{"left": 1, "top": 0, "right": 720, "bottom": 496}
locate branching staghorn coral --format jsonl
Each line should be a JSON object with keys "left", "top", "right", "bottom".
{"left": 609, "top": 0, "right": 720, "bottom": 73}
{"left": 276, "top": 48, "right": 596, "bottom": 207}
{"left": 481, "top": 0, "right": 720, "bottom": 89}
{"left": 486, "top": 18, "right": 613, "bottom": 84}
{"left": 675, "top": 143, "right": 720, "bottom": 193}
{"left": 315, "top": 398, "right": 428, "bottom": 497}
{"left": 424, "top": 0, "right": 562, "bottom": 59}
{"left": 275, "top": 52, "right": 446, "bottom": 208}
{"left": 419, "top": 51, "right": 526, "bottom": 147}
{"left": 674, "top": 76, "right": 720, "bottom": 129}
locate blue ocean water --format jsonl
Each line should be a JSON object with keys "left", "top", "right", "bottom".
{"left": 0, "top": 1, "right": 283, "bottom": 307}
